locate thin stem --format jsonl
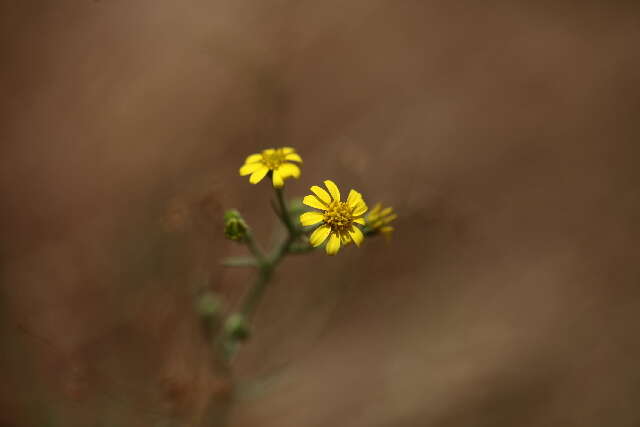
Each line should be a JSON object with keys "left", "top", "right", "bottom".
{"left": 221, "top": 256, "right": 259, "bottom": 267}
{"left": 241, "top": 187, "right": 295, "bottom": 319}
{"left": 226, "top": 186, "right": 303, "bottom": 361}
{"left": 240, "top": 265, "right": 272, "bottom": 318}
{"left": 287, "top": 241, "right": 316, "bottom": 254}
{"left": 275, "top": 187, "right": 295, "bottom": 235}
{"left": 245, "top": 231, "right": 265, "bottom": 264}
{"left": 270, "top": 199, "right": 282, "bottom": 221}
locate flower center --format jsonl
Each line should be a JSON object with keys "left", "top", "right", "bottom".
{"left": 323, "top": 201, "right": 354, "bottom": 232}
{"left": 262, "top": 150, "right": 286, "bottom": 169}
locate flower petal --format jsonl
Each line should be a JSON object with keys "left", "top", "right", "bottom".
{"left": 262, "top": 148, "right": 275, "bottom": 156}
{"left": 340, "top": 232, "right": 352, "bottom": 245}
{"left": 303, "top": 195, "right": 327, "bottom": 210}
{"left": 348, "top": 226, "right": 364, "bottom": 247}
{"left": 249, "top": 166, "right": 269, "bottom": 184}
{"left": 369, "top": 203, "right": 382, "bottom": 216}
{"left": 245, "top": 153, "right": 262, "bottom": 164}
{"left": 239, "top": 162, "right": 265, "bottom": 176}
{"left": 300, "top": 212, "right": 324, "bottom": 226}
{"left": 380, "top": 207, "right": 393, "bottom": 217}
{"left": 352, "top": 201, "right": 368, "bottom": 216}
{"left": 346, "top": 190, "right": 363, "bottom": 209}
{"left": 285, "top": 152, "right": 302, "bottom": 163}
{"left": 309, "top": 225, "right": 331, "bottom": 247}
{"left": 353, "top": 217, "right": 366, "bottom": 225}
{"left": 278, "top": 163, "right": 300, "bottom": 179}
{"left": 310, "top": 186, "right": 331, "bottom": 204}
{"left": 272, "top": 170, "right": 284, "bottom": 188}
{"left": 383, "top": 213, "right": 398, "bottom": 223}
{"left": 324, "top": 180, "right": 340, "bottom": 202}
{"left": 281, "top": 147, "right": 295, "bottom": 154}
{"left": 325, "top": 232, "right": 341, "bottom": 255}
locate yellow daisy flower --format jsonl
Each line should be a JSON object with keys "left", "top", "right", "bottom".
{"left": 239, "top": 147, "right": 303, "bottom": 188}
{"left": 299, "top": 180, "right": 368, "bottom": 255}
{"left": 366, "top": 203, "right": 397, "bottom": 239}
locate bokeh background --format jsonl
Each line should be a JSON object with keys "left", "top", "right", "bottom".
{"left": 2, "top": 1, "right": 640, "bottom": 426}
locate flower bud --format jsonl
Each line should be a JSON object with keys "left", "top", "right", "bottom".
{"left": 223, "top": 209, "right": 249, "bottom": 242}
{"left": 224, "top": 313, "right": 250, "bottom": 341}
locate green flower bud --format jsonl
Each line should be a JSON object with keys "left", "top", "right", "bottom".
{"left": 224, "top": 209, "right": 249, "bottom": 242}
{"left": 224, "top": 313, "right": 250, "bottom": 341}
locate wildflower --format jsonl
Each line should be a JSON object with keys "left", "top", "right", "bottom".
{"left": 366, "top": 203, "right": 397, "bottom": 240}
{"left": 299, "top": 180, "right": 367, "bottom": 255}
{"left": 239, "top": 147, "right": 302, "bottom": 188}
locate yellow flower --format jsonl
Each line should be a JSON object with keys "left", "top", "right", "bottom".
{"left": 239, "top": 147, "right": 303, "bottom": 188}
{"left": 366, "top": 203, "right": 397, "bottom": 240}
{"left": 299, "top": 180, "right": 368, "bottom": 255}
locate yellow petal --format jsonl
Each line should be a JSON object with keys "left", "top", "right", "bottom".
{"left": 310, "top": 186, "right": 331, "bottom": 204}
{"left": 278, "top": 163, "right": 301, "bottom": 179}
{"left": 282, "top": 147, "right": 295, "bottom": 154}
{"left": 325, "top": 232, "right": 341, "bottom": 255}
{"left": 300, "top": 212, "right": 324, "bottom": 226}
{"left": 346, "top": 190, "right": 363, "bottom": 209}
{"left": 249, "top": 166, "right": 269, "bottom": 184}
{"left": 245, "top": 153, "right": 262, "bottom": 164}
{"left": 272, "top": 170, "right": 284, "bottom": 188}
{"left": 353, "top": 217, "right": 366, "bottom": 225}
{"left": 324, "top": 180, "right": 340, "bottom": 202}
{"left": 380, "top": 207, "right": 393, "bottom": 217}
{"left": 352, "top": 202, "right": 368, "bottom": 216}
{"left": 369, "top": 203, "right": 382, "bottom": 216}
{"left": 348, "top": 226, "right": 364, "bottom": 247}
{"left": 340, "top": 232, "right": 351, "bottom": 245}
{"left": 285, "top": 152, "right": 302, "bottom": 163}
{"left": 372, "top": 219, "right": 384, "bottom": 229}
{"left": 383, "top": 213, "right": 398, "bottom": 223}
{"left": 262, "top": 148, "right": 275, "bottom": 156}
{"left": 239, "top": 162, "right": 265, "bottom": 176}
{"left": 303, "top": 195, "right": 327, "bottom": 210}
{"left": 309, "top": 225, "right": 331, "bottom": 246}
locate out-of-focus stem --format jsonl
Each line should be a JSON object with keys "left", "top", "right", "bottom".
{"left": 240, "top": 264, "right": 272, "bottom": 318}
{"left": 221, "top": 256, "right": 259, "bottom": 267}
{"left": 275, "top": 187, "right": 295, "bottom": 236}
{"left": 245, "top": 231, "right": 265, "bottom": 265}
{"left": 225, "top": 186, "right": 300, "bottom": 361}
{"left": 240, "top": 187, "right": 295, "bottom": 319}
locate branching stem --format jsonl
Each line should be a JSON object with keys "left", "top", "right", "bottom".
{"left": 224, "top": 186, "right": 310, "bottom": 361}
{"left": 274, "top": 187, "right": 295, "bottom": 235}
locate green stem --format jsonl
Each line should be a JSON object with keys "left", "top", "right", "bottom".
{"left": 275, "top": 187, "right": 295, "bottom": 236}
{"left": 221, "top": 256, "right": 259, "bottom": 267}
{"left": 225, "top": 186, "right": 301, "bottom": 361}
{"left": 245, "top": 230, "right": 265, "bottom": 264}
{"left": 241, "top": 187, "right": 296, "bottom": 319}
{"left": 287, "top": 241, "right": 316, "bottom": 254}
{"left": 225, "top": 236, "right": 309, "bottom": 363}
{"left": 240, "top": 265, "right": 272, "bottom": 318}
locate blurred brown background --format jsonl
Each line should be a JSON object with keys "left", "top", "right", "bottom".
{"left": 2, "top": 1, "right": 640, "bottom": 426}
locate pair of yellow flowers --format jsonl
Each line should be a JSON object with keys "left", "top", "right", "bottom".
{"left": 239, "top": 147, "right": 395, "bottom": 255}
